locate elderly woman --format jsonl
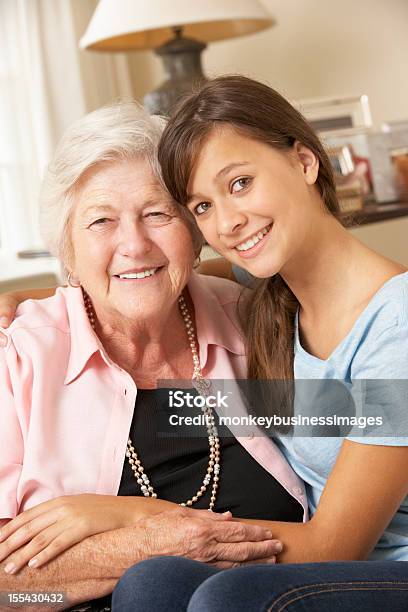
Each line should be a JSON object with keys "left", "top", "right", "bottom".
{"left": 0, "top": 102, "right": 307, "bottom": 611}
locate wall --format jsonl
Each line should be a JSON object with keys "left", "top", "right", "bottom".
{"left": 128, "top": 0, "right": 408, "bottom": 128}
{"left": 351, "top": 217, "right": 408, "bottom": 266}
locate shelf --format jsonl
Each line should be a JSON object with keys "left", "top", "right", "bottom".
{"left": 344, "top": 201, "right": 408, "bottom": 226}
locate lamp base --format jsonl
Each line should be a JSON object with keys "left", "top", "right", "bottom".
{"left": 144, "top": 33, "right": 207, "bottom": 116}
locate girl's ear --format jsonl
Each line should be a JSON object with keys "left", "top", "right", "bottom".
{"left": 293, "top": 141, "right": 319, "bottom": 185}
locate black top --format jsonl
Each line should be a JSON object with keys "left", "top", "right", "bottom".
{"left": 118, "top": 389, "right": 303, "bottom": 522}
{"left": 68, "top": 389, "right": 303, "bottom": 611}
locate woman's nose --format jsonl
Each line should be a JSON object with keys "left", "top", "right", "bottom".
{"left": 118, "top": 224, "right": 152, "bottom": 258}
{"left": 216, "top": 201, "right": 247, "bottom": 237}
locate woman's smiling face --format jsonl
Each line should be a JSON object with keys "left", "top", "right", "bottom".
{"left": 70, "top": 158, "right": 195, "bottom": 323}
{"left": 187, "top": 127, "right": 321, "bottom": 279}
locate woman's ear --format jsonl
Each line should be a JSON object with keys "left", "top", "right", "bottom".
{"left": 293, "top": 141, "right": 319, "bottom": 185}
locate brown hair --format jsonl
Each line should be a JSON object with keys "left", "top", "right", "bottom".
{"left": 158, "top": 75, "right": 341, "bottom": 381}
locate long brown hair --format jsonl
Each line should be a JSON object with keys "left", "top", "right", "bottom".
{"left": 158, "top": 75, "right": 341, "bottom": 380}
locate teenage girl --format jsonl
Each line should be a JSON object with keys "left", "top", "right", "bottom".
{"left": 139, "top": 75, "right": 408, "bottom": 611}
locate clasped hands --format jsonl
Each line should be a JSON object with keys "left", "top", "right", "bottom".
{"left": 0, "top": 494, "right": 282, "bottom": 574}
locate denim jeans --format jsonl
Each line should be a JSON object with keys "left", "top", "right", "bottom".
{"left": 111, "top": 555, "right": 408, "bottom": 612}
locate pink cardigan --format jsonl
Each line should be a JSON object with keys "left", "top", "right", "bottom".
{"left": 0, "top": 272, "right": 308, "bottom": 520}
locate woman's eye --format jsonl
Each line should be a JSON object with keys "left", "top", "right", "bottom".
{"left": 90, "top": 218, "right": 110, "bottom": 227}
{"left": 145, "top": 211, "right": 172, "bottom": 224}
{"left": 194, "top": 202, "right": 211, "bottom": 216}
{"left": 231, "top": 177, "right": 252, "bottom": 194}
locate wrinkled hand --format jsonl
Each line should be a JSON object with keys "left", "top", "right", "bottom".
{"left": 0, "top": 493, "right": 171, "bottom": 573}
{"left": 0, "top": 498, "right": 282, "bottom": 574}
{"left": 139, "top": 506, "right": 282, "bottom": 568}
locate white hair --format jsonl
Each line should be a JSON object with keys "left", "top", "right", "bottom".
{"left": 40, "top": 101, "right": 203, "bottom": 273}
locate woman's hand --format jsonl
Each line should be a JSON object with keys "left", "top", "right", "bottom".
{"left": 0, "top": 497, "right": 281, "bottom": 573}
{"left": 0, "top": 494, "right": 176, "bottom": 573}
{"left": 138, "top": 507, "right": 281, "bottom": 567}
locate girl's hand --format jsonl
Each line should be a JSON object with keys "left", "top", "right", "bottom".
{"left": 0, "top": 288, "right": 56, "bottom": 345}
{"left": 0, "top": 493, "right": 174, "bottom": 572}
{"left": 0, "top": 293, "right": 20, "bottom": 341}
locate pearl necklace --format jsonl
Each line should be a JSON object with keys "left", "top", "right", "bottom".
{"left": 83, "top": 290, "right": 221, "bottom": 511}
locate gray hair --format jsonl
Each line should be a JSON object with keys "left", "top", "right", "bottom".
{"left": 40, "top": 101, "right": 203, "bottom": 273}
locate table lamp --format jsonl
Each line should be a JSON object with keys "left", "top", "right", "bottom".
{"left": 80, "top": 0, "right": 274, "bottom": 115}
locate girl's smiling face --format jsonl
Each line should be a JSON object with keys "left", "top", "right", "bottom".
{"left": 187, "top": 127, "right": 322, "bottom": 279}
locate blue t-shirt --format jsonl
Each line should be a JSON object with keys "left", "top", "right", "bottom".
{"left": 233, "top": 266, "right": 408, "bottom": 561}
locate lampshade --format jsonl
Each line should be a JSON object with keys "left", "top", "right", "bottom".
{"left": 80, "top": 0, "right": 274, "bottom": 51}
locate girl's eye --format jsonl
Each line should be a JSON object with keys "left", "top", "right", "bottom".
{"left": 231, "top": 177, "right": 252, "bottom": 193}
{"left": 194, "top": 202, "right": 211, "bottom": 216}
